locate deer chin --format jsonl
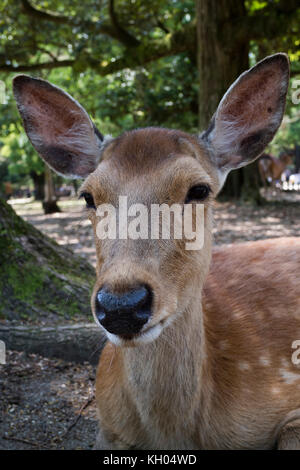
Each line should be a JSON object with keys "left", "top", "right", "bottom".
{"left": 105, "top": 323, "right": 163, "bottom": 347}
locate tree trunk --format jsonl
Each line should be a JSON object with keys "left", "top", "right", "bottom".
{"left": 72, "top": 179, "right": 79, "bottom": 196}
{"left": 218, "top": 170, "right": 244, "bottom": 200}
{"left": 43, "top": 165, "right": 60, "bottom": 214}
{"left": 0, "top": 198, "right": 95, "bottom": 323}
{"left": 241, "top": 161, "right": 263, "bottom": 204}
{"left": 30, "top": 170, "right": 45, "bottom": 201}
{"left": 0, "top": 323, "right": 105, "bottom": 365}
{"left": 196, "top": 0, "right": 261, "bottom": 202}
{"left": 196, "top": 0, "right": 249, "bottom": 130}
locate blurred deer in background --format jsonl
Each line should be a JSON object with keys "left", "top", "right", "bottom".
{"left": 13, "top": 53, "right": 300, "bottom": 449}
{"left": 258, "top": 150, "right": 294, "bottom": 189}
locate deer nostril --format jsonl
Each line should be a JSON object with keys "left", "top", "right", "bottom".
{"left": 95, "top": 284, "right": 153, "bottom": 336}
{"left": 97, "top": 285, "right": 150, "bottom": 313}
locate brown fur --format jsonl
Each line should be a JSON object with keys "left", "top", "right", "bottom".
{"left": 86, "top": 129, "right": 300, "bottom": 450}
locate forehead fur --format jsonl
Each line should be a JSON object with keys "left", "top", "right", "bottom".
{"left": 101, "top": 127, "right": 209, "bottom": 172}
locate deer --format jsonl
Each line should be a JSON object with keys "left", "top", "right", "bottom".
{"left": 258, "top": 150, "right": 294, "bottom": 189}
{"left": 13, "top": 53, "right": 300, "bottom": 450}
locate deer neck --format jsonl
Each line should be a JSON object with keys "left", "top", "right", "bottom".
{"left": 120, "top": 291, "right": 210, "bottom": 431}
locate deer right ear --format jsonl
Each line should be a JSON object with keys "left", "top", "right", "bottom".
{"left": 201, "top": 53, "right": 289, "bottom": 189}
{"left": 13, "top": 75, "right": 104, "bottom": 179}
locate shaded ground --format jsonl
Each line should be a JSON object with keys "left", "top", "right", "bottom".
{"left": 212, "top": 199, "right": 300, "bottom": 245}
{"left": 1, "top": 193, "right": 299, "bottom": 450}
{"left": 0, "top": 351, "right": 97, "bottom": 450}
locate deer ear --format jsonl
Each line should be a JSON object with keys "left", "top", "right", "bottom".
{"left": 13, "top": 75, "right": 103, "bottom": 179}
{"left": 201, "top": 53, "right": 289, "bottom": 187}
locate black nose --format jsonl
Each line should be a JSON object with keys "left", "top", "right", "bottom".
{"left": 95, "top": 284, "right": 153, "bottom": 337}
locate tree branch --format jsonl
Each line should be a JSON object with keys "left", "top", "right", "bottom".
{"left": 0, "top": 22, "right": 196, "bottom": 76}
{"left": 108, "top": 0, "right": 140, "bottom": 47}
{"left": 36, "top": 47, "right": 58, "bottom": 61}
{"left": 20, "top": 0, "right": 140, "bottom": 47}
{"left": 92, "top": 23, "right": 196, "bottom": 75}
{"left": 21, "top": 0, "right": 73, "bottom": 25}
{"left": 156, "top": 18, "right": 170, "bottom": 34}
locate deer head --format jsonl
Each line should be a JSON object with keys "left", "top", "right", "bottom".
{"left": 13, "top": 54, "right": 289, "bottom": 346}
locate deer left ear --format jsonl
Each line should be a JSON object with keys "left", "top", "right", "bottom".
{"left": 13, "top": 75, "right": 104, "bottom": 179}
{"left": 202, "top": 53, "right": 289, "bottom": 188}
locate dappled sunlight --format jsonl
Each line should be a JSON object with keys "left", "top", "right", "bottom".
{"left": 212, "top": 201, "right": 300, "bottom": 245}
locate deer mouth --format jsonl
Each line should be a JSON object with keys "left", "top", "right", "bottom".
{"left": 105, "top": 319, "right": 166, "bottom": 346}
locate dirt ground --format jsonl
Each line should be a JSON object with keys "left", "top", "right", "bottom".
{"left": 1, "top": 193, "right": 299, "bottom": 450}
{"left": 0, "top": 351, "right": 97, "bottom": 450}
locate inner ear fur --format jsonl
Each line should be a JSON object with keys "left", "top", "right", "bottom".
{"left": 202, "top": 53, "right": 290, "bottom": 173}
{"left": 13, "top": 75, "right": 103, "bottom": 178}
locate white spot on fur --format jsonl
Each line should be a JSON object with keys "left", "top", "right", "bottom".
{"left": 218, "top": 340, "right": 229, "bottom": 351}
{"left": 279, "top": 369, "right": 300, "bottom": 385}
{"left": 233, "top": 311, "right": 243, "bottom": 319}
{"left": 281, "top": 358, "right": 289, "bottom": 368}
{"left": 259, "top": 356, "right": 271, "bottom": 367}
{"left": 238, "top": 361, "right": 250, "bottom": 371}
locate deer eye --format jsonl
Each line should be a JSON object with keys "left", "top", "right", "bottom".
{"left": 185, "top": 184, "right": 211, "bottom": 203}
{"left": 80, "top": 192, "right": 96, "bottom": 209}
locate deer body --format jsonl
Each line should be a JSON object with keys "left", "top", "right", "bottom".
{"left": 13, "top": 53, "right": 300, "bottom": 449}
{"left": 95, "top": 238, "right": 300, "bottom": 450}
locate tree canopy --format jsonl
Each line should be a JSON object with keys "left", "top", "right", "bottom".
{"left": 1, "top": 1, "right": 299, "bottom": 77}
{"left": 0, "top": 0, "right": 299, "bottom": 198}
